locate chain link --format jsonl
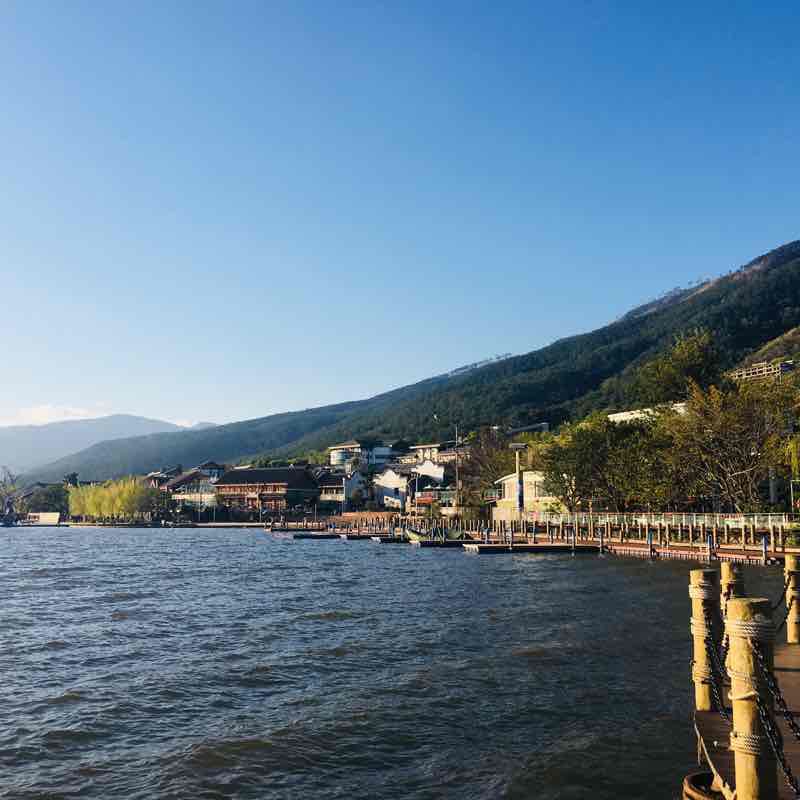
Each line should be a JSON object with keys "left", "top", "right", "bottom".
{"left": 753, "top": 641, "right": 800, "bottom": 742}
{"left": 700, "top": 602, "right": 730, "bottom": 722}
{"left": 755, "top": 693, "right": 800, "bottom": 797}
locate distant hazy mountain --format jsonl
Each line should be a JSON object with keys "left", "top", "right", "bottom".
{"left": 24, "top": 239, "right": 800, "bottom": 482}
{"left": 0, "top": 415, "right": 184, "bottom": 473}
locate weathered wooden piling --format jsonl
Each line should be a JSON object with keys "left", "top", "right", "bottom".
{"left": 785, "top": 554, "right": 800, "bottom": 645}
{"left": 720, "top": 562, "right": 744, "bottom": 619}
{"left": 725, "top": 597, "right": 776, "bottom": 800}
{"left": 689, "top": 569, "right": 721, "bottom": 712}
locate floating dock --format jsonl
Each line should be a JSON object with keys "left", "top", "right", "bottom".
{"left": 410, "top": 539, "right": 473, "bottom": 548}
{"left": 463, "top": 542, "right": 600, "bottom": 554}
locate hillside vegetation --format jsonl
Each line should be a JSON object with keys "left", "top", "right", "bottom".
{"left": 24, "top": 239, "right": 800, "bottom": 482}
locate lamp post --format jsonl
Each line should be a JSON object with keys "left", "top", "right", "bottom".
{"left": 509, "top": 443, "right": 527, "bottom": 545}
{"left": 433, "top": 413, "right": 461, "bottom": 520}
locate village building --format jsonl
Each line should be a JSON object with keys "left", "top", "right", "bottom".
{"left": 607, "top": 402, "right": 687, "bottom": 423}
{"left": 143, "top": 465, "right": 183, "bottom": 490}
{"left": 196, "top": 461, "right": 227, "bottom": 480}
{"left": 373, "top": 464, "right": 446, "bottom": 512}
{"left": 167, "top": 469, "right": 219, "bottom": 510}
{"left": 492, "top": 470, "right": 562, "bottom": 522}
{"left": 728, "top": 359, "right": 795, "bottom": 382}
{"left": 316, "top": 470, "right": 367, "bottom": 511}
{"left": 407, "top": 440, "right": 468, "bottom": 465}
{"left": 413, "top": 483, "right": 458, "bottom": 516}
{"left": 327, "top": 439, "right": 394, "bottom": 470}
{"left": 214, "top": 467, "right": 319, "bottom": 512}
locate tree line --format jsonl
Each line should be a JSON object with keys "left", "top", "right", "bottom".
{"left": 461, "top": 331, "right": 800, "bottom": 514}
{"left": 68, "top": 478, "right": 160, "bottom": 522}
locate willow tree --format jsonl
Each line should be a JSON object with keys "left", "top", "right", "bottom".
{"left": 68, "top": 478, "right": 159, "bottom": 522}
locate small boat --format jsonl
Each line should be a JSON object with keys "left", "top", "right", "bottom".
{"left": 405, "top": 528, "right": 423, "bottom": 543}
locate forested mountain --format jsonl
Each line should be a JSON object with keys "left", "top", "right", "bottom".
{"left": 24, "top": 240, "right": 800, "bottom": 482}
{"left": 0, "top": 415, "right": 184, "bottom": 473}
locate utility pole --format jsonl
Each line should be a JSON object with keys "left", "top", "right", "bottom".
{"left": 509, "top": 443, "right": 526, "bottom": 542}
{"left": 454, "top": 423, "right": 460, "bottom": 515}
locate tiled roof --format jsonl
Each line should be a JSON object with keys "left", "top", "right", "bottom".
{"left": 216, "top": 467, "right": 317, "bottom": 491}
{"left": 165, "top": 469, "right": 205, "bottom": 491}
{"left": 317, "top": 472, "right": 348, "bottom": 487}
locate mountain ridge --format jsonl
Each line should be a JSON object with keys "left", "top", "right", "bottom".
{"left": 23, "top": 239, "right": 800, "bottom": 482}
{"left": 0, "top": 414, "right": 185, "bottom": 474}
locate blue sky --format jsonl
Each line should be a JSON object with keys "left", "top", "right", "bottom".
{"left": 2, "top": 1, "right": 799, "bottom": 427}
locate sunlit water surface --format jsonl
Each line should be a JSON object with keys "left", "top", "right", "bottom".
{"left": 0, "top": 527, "right": 784, "bottom": 799}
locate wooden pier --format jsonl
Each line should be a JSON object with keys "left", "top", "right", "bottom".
{"left": 695, "top": 643, "right": 800, "bottom": 799}
{"left": 266, "top": 513, "right": 800, "bottom": 569}
{"left": 686, "top": 556, "right": 800, "bottom": 799}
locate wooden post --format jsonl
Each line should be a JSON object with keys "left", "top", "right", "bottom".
{"left": 720, "top": 562, "right": 744, "bottom": 619}
{"left": 726, "top": 597, "right": 776, "bottom": 800}
{"left": 689, "top": 569, "right": 721, "bottom": 712}
{"left": 785, "top": 554, "right": 800, "bottom": 645}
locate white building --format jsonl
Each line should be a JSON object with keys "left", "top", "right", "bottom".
{"left": 327, "top": 439, "right": 394, "bottom": 470}
{"left": 317, "top": 471, "right": 367, "bottom": 510}
{"left": 373, "top": 468, "right": 410, "bottom": 510}
{"left": 607, "top": 402, "right": 687, "bottom": 423}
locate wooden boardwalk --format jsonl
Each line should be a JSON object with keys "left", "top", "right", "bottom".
{"left": 696, "top": 643, "right": 800, "bottom": 800}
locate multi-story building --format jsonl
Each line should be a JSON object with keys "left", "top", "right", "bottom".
{"left": 143, "top": 465, "right": 183, "bottom": 490}
{"left": 327, "top": 439, "right": 394, "bottom": 470}
{"left": 728, "top": 360, "right": 795, "bottom": 382}
{"left": 167, "top": 469, "right": 219, "bottom": 510}
{"left": 373, "top": 465, "right": 444, "bottom": 512}
{"left": 316, "top": 470, "right": 367, "bottom": 511}
{"left": 215, "top": 467, "right": 319, "bottom": 512}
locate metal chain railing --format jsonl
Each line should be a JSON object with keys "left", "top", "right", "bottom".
{"left": 752, "top": 640, "right": 800, "bottom": 796}
{"left": 700, "top": 602, "right": 730, "bottom": 722}
{"left": 754, "top": 640, "right": 800, "bottom": 742}
{"left": 719, "top": 585, "right": 732, "bottom": 666}
{"left": 754, "top": 693, "right": 800, "bottom": 797}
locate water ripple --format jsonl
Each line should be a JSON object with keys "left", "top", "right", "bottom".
{"left": 0, "top": 525, "right": 765, "bottom": 799}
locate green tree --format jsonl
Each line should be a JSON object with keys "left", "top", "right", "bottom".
{"left": 18, "top": 485, "right": 69, "bottom": 516}
{"left": 0, "top": 466, "right": 18, "bottom": 505}
{"left": 662, "top": 379, "right": 795, "bottom": 512}
{"left": 459, "top": 428, "right": 517, "bottom": 508}
{"left": 541, "top": 414, "right": 677, "bottom": 512}
{"left": 628, "top": 329, "right": 722, "bottom": 406}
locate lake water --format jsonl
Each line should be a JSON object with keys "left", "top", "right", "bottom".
{"left": 0, "top": 527, "right": 785, "bottom": 799}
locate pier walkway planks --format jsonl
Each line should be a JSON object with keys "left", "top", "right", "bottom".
{"left": 696, "top": 643, "right": 800, "bottom": 800}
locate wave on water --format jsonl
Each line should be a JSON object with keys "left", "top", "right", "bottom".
{"left": 24, "top": 566, "right": 89, "bottom": 578}
{"left": 299, "top": 610, "right": 361, "bottom": 622}
{"left": 46, "top": 690, "right": 84, "bottom": 705}
{"left": 96, "top": 591, "right": 158, "bottom": 604}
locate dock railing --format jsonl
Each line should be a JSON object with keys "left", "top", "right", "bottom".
{"left": 687, "top": 562, "right": 800, "bottom": 799}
